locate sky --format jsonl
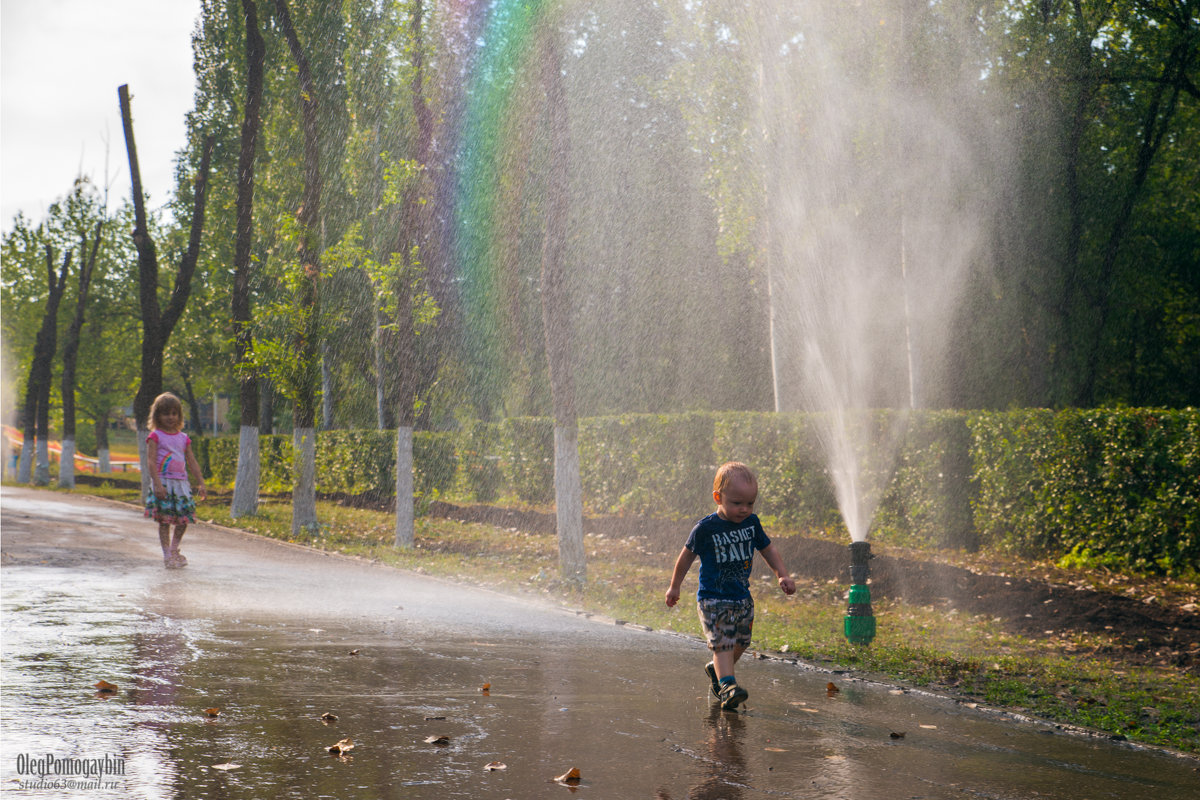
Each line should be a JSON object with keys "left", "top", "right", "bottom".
{"left": 1, "top": 0, "right": 201, "bottom": 232}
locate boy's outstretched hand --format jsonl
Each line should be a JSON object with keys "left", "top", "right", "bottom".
{"left": 779, "top": 576, "right": 796, "bottom": 595}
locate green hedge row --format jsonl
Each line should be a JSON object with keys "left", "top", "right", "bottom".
{"left": 970, "top": 409, "right": 1198, "bottom": 574}
{"left": 195, "top": 408, "right": 1199, "bottom": 575}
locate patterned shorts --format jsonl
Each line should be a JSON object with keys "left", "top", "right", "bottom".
{"left": 697, "top": 597, "right": 755, "bottom": 652}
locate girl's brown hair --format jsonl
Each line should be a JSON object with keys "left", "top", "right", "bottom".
{"left": 147, "top": 392, "right": 184, "bottom": 431}
{"left": 713, "top": 461, "right": 756, "bottom": 495}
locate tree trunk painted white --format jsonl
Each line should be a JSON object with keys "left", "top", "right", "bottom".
{"left": 291, "top": 427, "right": 318, "bottom": 535}
{"left": 231, "top": 424, "right": 260, "bottom": 517}
{"left": 33, "top": 439, "right": 50, "bottom": 485}
{"left": 18, "top": 439, "right": 33, "bottom": 482}
{"left": 553, "top": 424, "right": 586, "bottom": 582}
{"left": 58, "top": 438, "right": 76, "bottom": 488}
{"left": 394, "top": 426, "right": 414, "bottom": 548}
{"left": 138, "top": 425, "right": 151, "bottom": 500}
{"left": 98, "top": 447, "right": 111, "bottom": 474}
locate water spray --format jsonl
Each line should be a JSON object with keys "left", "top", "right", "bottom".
{"left": 843, "top": 541, "right": 876, "bottom": 645}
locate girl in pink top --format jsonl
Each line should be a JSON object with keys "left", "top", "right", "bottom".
{"left": 144, "top": 392, "right": 207, "bottom": 568}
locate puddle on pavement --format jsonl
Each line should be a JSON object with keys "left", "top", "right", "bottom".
{"left": 4, "top": 565, "right": 1198, "bottom": 798}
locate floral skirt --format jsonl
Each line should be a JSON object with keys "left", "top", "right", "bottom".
{"left": 145, "top": 477, "right": 196, "bottom": 525}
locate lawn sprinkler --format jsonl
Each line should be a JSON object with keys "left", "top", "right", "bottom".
{"left": 843, "top": 541, "right": 876, "bottom": 645}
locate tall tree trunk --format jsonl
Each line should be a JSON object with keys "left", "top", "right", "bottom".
{"left": 392, "top": 0, "right": 434, "bottom": 549}
{"left": 538, "top": 20, "right": 585, "bottom": 582}
{"left": 232, "top": 0, "right": 266, "bottom": 518}
{"left": 374, "top": 312, "right": 396, "bottom": 430}
{"left": 119, "top": 84, "right": 214, "bottom": 496}
{"left": 259, "top": 378, "right": 275, "bottom": 435}
{"left": 58, "top": 221, "right": 102, "bottom": 488}
{"left": 21, "top": 245, "right": 72, "bottom": 485}
{"left": 1052, "top": 5, "right": 1103, "bottom": 407}
{"left": 274, "top": 0, "right": 322, "bottom": 535}
{"left": 321, "top": 341, "right": 335, "bottom": 430}
{"left": 95, "top": 413, "right": 111, "bottom": 473}
{"left": 180, "top": 368, "right": 204, "bottom": 434}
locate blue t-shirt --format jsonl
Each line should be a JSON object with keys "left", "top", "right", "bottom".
{"left": 685, "top": 512, "right": 771, "bottom": 601}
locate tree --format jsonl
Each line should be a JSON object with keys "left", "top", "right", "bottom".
{"left": 538, "top": 5, "right": 585, "bottom": 582}
{"left": 118, "top": 84, "right": 215, "bottom": 493}
{"left": 58, "top": 214, "right": 104, "bottom": 488}
{"left": 17, "top": 243, "right": 71, "bottom": 484}
{"left": 272, "top": 0, "right": 323, "bottom": 535}
{"left": 231, "top": 0, "right": 267, "bottom": 518}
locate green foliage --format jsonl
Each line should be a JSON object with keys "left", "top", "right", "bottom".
{"left": 459, "top": 421, "right": 504, "bottom": 503}
{"left": 969, "top": 408, "right": 1199, "bottom": 574}
{"left": 712, "top": 412, "right": 838, "bottom": 530}
{"left": 877, "top": 412, "right": 977, "bottom": 550}
{"left": 499, "top": 417, "right": 554, "bottom": 504}
{"left": 315, "top": 429, "right": 394, "bottom": 495}
{"left": 414, "top": 432, "right": 457, "bottom": 498}
{"left": 579, "top": 413, "right": 715, "bottom": 518}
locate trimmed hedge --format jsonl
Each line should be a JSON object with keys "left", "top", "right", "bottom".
{"left": 198, "top": 407, "right": 1198, "bottom": 575}
{"left": 970, "top": 408, "right": 1198, "bottom": 574}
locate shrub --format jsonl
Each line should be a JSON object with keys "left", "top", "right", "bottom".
{"left": 459, "top": 421, "right": 503, "bottom": 503}
{"left": 500, "top": 417, "right": 554, "bottom": 504}
{"left": 969, "top": 408, "right": 1199, "bottom": 574}
{"left": 315, "top": 430, "right": 394, "bottom": 495}
{"left": 414, "top": 432, "right": 457, "bottom": 498}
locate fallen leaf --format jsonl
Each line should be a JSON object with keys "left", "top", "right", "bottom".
{"left": 349, "top": 649, "right": 360, "bottom": 656}
{"left": 888, "top": 689, "right": 905, "bottom": 695}
{"left": 555, "top": 767, "right": 581, "bottom": 784}
{"left": 480, "top": 683, "right": 491, "bottom": 695}
{"left": 424, "top": 716, "right": 446, "bottom": 721}
{"left": 204, "top": 708, "right": 221, "bottom": 717}
{"left": 764, "top": 747, "right": 787, "bottom": 752}
{"left": 321, "top": 712, "right": 338, "bottom": 723}
{"left": 484, "top": 761, "right": 507, "bottom": 771}
{"left": 826, "top": 682, "right": 839, "bottom": 693}
{"left": 211, "top": 763, "right": 241, "bottom": 771}
{"left": 327, "top": 738, "right": 354, "bottom": 755}
{"left": 424, "top": 735, "right": 450, "bottom": 745}
{"left": 890, "top": 731, "right": 906, "bottom": 739}
{"left": 93, "top": 680, "right": 117, "bottom": 693}
{"left": 919, "top": 724, "right": 937, "bottom": 730}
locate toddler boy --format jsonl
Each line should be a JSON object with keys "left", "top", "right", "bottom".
{"left": 665, "top": 462, "right": 796, "bottom": 710}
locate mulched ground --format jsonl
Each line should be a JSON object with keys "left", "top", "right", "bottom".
{"left": 421, "top": 500, "right": 1200, "bottom": 673}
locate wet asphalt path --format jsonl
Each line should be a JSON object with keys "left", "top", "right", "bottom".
{"left": 2, "top": 486, "right": 1197, "bottom": 799}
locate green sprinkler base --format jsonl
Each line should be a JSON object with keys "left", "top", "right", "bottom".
{"left": 843, "top": 613, "right": 876, "bottom": 645}
{"left": 844, "top": 582, "right": 876, "bottom": 645}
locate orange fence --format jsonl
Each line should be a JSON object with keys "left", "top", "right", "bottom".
{"left": 3, "top": 426, "right": 141, "bottom": 473}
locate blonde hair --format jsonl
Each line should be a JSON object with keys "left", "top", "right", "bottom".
{"left": 713, "top": 462, "right": 756, "bottom": 495}
{"left": 147, "top": 392, "right": 184, "bottom": 431}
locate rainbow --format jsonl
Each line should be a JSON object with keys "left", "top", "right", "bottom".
{"left": 451, "top": 0, "right": 557, "bottom": 386}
